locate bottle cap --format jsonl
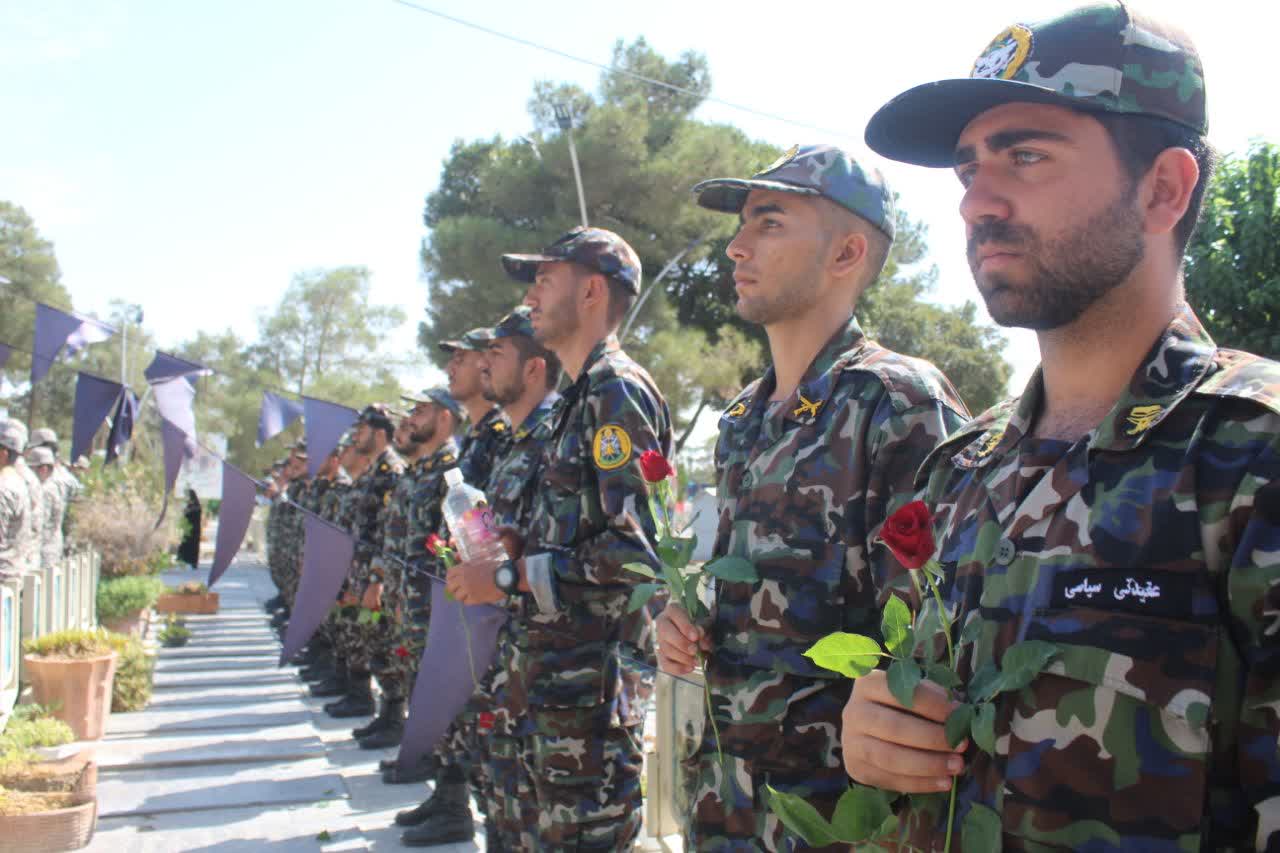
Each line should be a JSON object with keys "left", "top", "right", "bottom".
{"left": 444, "top": 468, "right": 464, "bottom": 487}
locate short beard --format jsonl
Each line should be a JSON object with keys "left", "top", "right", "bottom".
{"left": 735, "top": 253, "right": 825, "bottom": 326}
{"left": 409, "top": 422, "right": 436, "bottom": 445}
{"left": 968, "top": 185, "right": 1145, "bottom": 331}
{"left": 533, "top": 293, "right": 581, "bottom": 347}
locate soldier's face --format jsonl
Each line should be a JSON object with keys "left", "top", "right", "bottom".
{"left": 319, "top": 454, "right": 340, "bottom": 478}
{"left": 35, "top": 465, "right": 53, "bottom": 482}
{"left": 527, "top": 261, "right": 582, "bottom": 347}
{"left": 482, "top": 339, "right": 523, "bottom": 406}
{"left": 447, "top": 349, "right": 484, "bottom": 400}
{"left": 726, "top": 190, "right": 828, "bottom": 325}
{"left": 394, "top": 421, "right": 418, "bottom": 453}
{"left": 408, "top": 403, "right": 438, "bottom": 444}
{"left": 355, "top": 423, "right": 377, "bottom": 454}
{"left": 955, "top": 103, "right": 1145, "bottom": 330}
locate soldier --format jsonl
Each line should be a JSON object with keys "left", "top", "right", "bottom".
{"left": 487, "top": 226, "right": 672, "bottom": 849}
{"left": 264, "top": 455, "right": 296, "bottom": 615}
{"left": 29, "top": 428, "right": 80, "bottom": 507}
{"left": 0, "top": 423, "right": 30, "bottom": 584}
{"left": 324, "top": 404, "right": 406, "bottom": 719}
{"left": 441, "top": 326, "right": 511, "bottom": 489}
{"left": 26, "top": 447, "right": 65, "bottom": 573}
{"left": 277, "top": 441, "right": 310, "bottom": 624}
{"left": 424, "top": 305, "right": 562, "bottom": 850}
{"left": 2, "top": 419, "right": 42, "bottom": 578}
{"left": 840, "top": 5, "right": 1280, "bottom": 850}
{"left": 654, "top": 147, "right": 969, "bottom": 851}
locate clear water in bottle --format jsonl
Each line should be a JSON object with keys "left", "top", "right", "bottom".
{"left": 442, "top": 468, "right": 506, "bottom": 563}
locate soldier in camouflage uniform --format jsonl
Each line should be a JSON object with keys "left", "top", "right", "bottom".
{"left": 296, "top": 444, "right": 344, "bottom": 680}
{"left": 278, "top": 442, "right": 310, "bottom": 620}
{"left": 26, "top": 447, "right": 65, "bottom": 572}
{"left": 0, "top": 423, "right": 30, "bottom": 584}
{"left": 2, "top": 419, "right": 42, "bottom": 578}
{"left": 441, "top": 325, "right": 512, "bottom": 488}
{"left": 324, "top": 405, "right": 406, "bottom": 719}
{"left": 495, "top": 227, "right": 671, "bottom": 850}
{"left": 262, "top": 461, "right": 288, "bottom": 614}
{"left": 30, "top": 428, "right": 81, "bottom": 516}
{"left": 843, "top": 6, "right": 1280, "bottom": 850}
{"left": 656, "top": 147, "right": 969, "bottom": 851}
{"left": 426, "top": 305, "right": 563, "bottom": 850}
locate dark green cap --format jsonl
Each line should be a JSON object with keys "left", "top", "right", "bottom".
{"left": 490, "top": 305, "right": 535, "bottom": 340}
{"left": 502, "top": 226, "right": 642, "bottom": 294}
{"left": 401, "top": 386, "right": 464, "bottom": 421}
{"left": 866, "top": 2, "right": 1207, "bottom": 167}
{"left": 439, "top": 327, "right": 495, "bottom": 354}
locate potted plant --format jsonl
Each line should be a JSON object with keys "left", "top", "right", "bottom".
{"left": 157, "top": 615, "right": 191, "bottom": 648}
{"left": 103, "top": 633, "right": 155, "bottom": 714}
{"left": 155, "top": 581, "right": 219, "bottom": 616}
{"left": 95, "top": 576, "right": 165, "bottom": 637}
{"left": 0, "top": 706, "right": 94, "bottom": 800}
{"left": 21, "top": 630, "right": 118, "bottom": 741}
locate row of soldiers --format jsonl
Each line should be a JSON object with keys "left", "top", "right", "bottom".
{"left": 0, "top": 420, "right": 84, "bottom": 584}
{"left": 258, "top": 3, "right": 1280, "bottom": 850}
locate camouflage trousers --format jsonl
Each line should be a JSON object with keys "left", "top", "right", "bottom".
{"left": 380, "top": 576, "right": 432, "bottom": 689}
{"left": 526, "top": 705, "right": 644, "bottom": 851}
{"left": 485, "top": 733, "right": 537, "bottom": 851}
{"left": 687, "top": 753, "right": 849, "bottom": 853}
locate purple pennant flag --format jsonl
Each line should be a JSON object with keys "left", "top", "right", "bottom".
{"left": 207, "top": 461, "right": 259, "bottom": 588}
{"left": 395, "top": 586, "right": 506, "bottom": 771}
{"left": 157, "top": 417, "right": 196, "bottom": 525}
{"left": 144, "top": 351, "right": 210, "bottom": 384}
{"left": 0, "top": 343, "right": 11, "bottom": 370}
{"left": 31, "top": 304, "right": 91, "bottom": 386}
{"left": 71, "top": 373, "right": 123, "bottom": 464}
{"left": 152, "top": 377, "right": 198, "bottom": 441}
{"left": 105, "top": 388, "right": 139, "bottom": 464}
{"left": 303, "top": 397, "right": 358, "bottom": 477}
{"left": 257, "top": 391, "right": 304, "bottom": 447}
{"left": 280, "top": 511, "right": 355, "bottom": 663}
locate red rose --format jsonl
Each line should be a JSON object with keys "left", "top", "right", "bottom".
{"left": 880, "top": 501, "right": 936, "bottom": 570}
{"left": 394, "top": 645, "right": 411, "bottom": 659}
{"left": 477, "top": 711, "right": 495, "bottom": 732}
{"left": 639, "top": 450, "right": 675, "bottom": 483}
{"left": 426, "top": 534, "right": 445, "bottom": 555}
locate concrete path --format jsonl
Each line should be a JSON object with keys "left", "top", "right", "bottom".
{"left": 85, "top": 562, "right": 483, "bottom": 853}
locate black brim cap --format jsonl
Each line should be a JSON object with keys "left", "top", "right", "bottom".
{"left": 501, "top": 226, "right": 642, "bottom": 294}
{"left": 501, "top": 253, "right": 559, "bottom": 284}
{"left": 693, "top": 178, "right": 823, "bottom": 215}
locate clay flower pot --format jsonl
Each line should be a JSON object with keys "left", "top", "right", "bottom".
{"left": 22, "top": 652, "right": 118, "bottom": 741}
{"left": 0, "top": 791, "right": 97, "bottom": 852}
{"left": 155, "top": 591, "right": 219, "bottom": 615}
{"left": 100, "top": 609, "right": 149, "bottom": 638}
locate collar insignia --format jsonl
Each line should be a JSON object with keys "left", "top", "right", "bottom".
{"left": 727, "top": 401, "right": 747, "bottom": 418}
{"left": 1125, "top": 404, "right": 1163, "bottom": 435}
{"left": 793, "top": 393, "right": 822, "bottom": 419}
{"left": 975, "top": 430, "right": 1004, "bottom": 458}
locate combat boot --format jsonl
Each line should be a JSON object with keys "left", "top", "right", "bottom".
{"left": 352, "top": 694, "right": 394, "bottom": 739}
{"left": 324, "top": 670, "right": 375, "bottom": 718}
{"left": 381, "top": 753, "right": 439, "bottom": 784}
{"left": 310, "top": 660, "right": 349, "bottom": 698}
{"left": 399, "top": 781, "right": 473, "bottom": 845}
{"left": 357, "top": 699, "right": 405, "bottom": 749}
{"left": 263, "top": 594, "right": 283, "bottom": 613}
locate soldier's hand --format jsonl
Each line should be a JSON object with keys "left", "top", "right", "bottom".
{"left": 446, "top": 559, "right": 504, "bottom": 605}
{"left": 841, "top": 670, "right": 966, "bottom": 793}
{"left": 361, "top": 582, "right": 383, "bottom": 611}
{"left": 656, "top": 603, "right": 710, "bottom": 675}
{"left": 497, "top": 527, "right": 525, "bottom": 560}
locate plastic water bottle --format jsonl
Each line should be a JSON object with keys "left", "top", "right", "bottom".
{"left": 442, "top": 468, "right": 506, "bottom": 563}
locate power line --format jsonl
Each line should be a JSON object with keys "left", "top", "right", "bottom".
{"left": 389, "top": 0, "right": 859, "bottom": 142}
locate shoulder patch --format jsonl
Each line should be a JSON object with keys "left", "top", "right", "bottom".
{"left": 592, "top": 424, "right": 633, "bottom": 471}
{"left": 1194, "top": 349, "right": 1280, "bottom": 417}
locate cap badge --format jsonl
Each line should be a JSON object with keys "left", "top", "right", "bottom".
{"left": 972, "top": 24, "right": 1033, "bottom": 80}
{"left": 592, "top": 424, "right": 633, "bottom": 471}
{"left": 758, "top": 144, "right": 799, "bottom": 176}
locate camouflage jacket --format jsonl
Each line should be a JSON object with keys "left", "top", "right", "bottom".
{"left": 521, "top": 335, "right": 673, "bottom": 714}
{"left": 319, "top": 471, "right": 351, "bottom": 524}
{"left": 39, "top": 476, "right": 65, "bottom": 569}
{"left": 282, "top": 478, "right": 309, "bottom": 555}
{"left": 389, "top": 439, "right": 458, "bottom": 588}
{"left": 706, "top": 316, "right": 968, "bottom": 784}
{"left": 350, "top": 447, "right": 406, "bottom": 571}
{"left": 458, "top": 405, "right": 512, "bottom": 493}
{"left": 905, "top": 305, "right": 1280, "bottom": 851}
{"left": 14, "top": 458, "right": 41, "bottom": 573}
{"left": 0, "top": 466, "right": 29, "bottom": 581}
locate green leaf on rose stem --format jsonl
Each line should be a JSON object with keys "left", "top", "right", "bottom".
{"left": 971, "top": 701, "right": 996, "bottom": 754}
{"left": 765, "top": 786, "right": 841, "bottom": 847}
{"left": 830, "top": 784, "right": 895, "bottom": 843}
{"left": 623, "top": 562, "right": 658, "bottom": 579}
{"left": 923, "top": 558, "right": 947, "bottom": 580}
{"left": 945, "top": 703, "right": 975, "bottom": 749}
{"left": 959, "top": 614, "right": 983, "bottom": 647}
{"left": 962, "top": 802, "right": 1003, "bottom": 853}
{"left": 998, "top": 640, "right": 1059, "bottom": 692}
{"left": 887, "top": 659, "right": 923, "bottom": 709}
{"left": 683, "top": 575, "right": 705, "bottom": 622}
{"left": 661, "top": 562, "right": 686, "bottom": 603}
{"left": 704, "top": 555, "right": 758, "bottom": 583}
{"left": 968, "top": 662, "right": 1006, "bottom": 703}
{"left": 924, "top": 663, "right": 961, "bottom": 690}
{"left": 658, "top": 536, "right": 696, "bottom": 568}
{"left": 881, "top": 595, "right": 912, "bottom": 655}
{"left": 871, "top": 812, "right": 900, "bottom": 841}
{"left": 912, "top": 598, "right": 942, "bottom": 654}
{"left": 627, "top": 583, "right": 661, "bottom": 614}
{"left": 803, "top": 633, "right": 883, "bottom": 679}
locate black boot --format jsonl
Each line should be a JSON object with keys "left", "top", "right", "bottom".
{"left": 399, "top": 781, "right": 473, "bottom": 845}
{"left": 263, "top": 594, "right": 283, "bottom": 613}
{"left": 300, "top": 657, "right": 335, "bottom": 683}
{"left": 357, "top": 704, "right": 405, "bottom": 750}
{"left": 394, "top": 794, "right": 439, "bottom": 827}
{"left": 310, "top": 660, "right": 349, "bottom": 698}
{"left": 324, "top": 671, "right": 375, "bottom": 718}
{"left": 352, "top": 694, "right": 396, "bottom": 739}
{"left": 381, "top": 753, "right": 439, "bottom": 784}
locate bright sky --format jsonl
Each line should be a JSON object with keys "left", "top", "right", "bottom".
{"left": 4, "top": 0, "right": 1277, "bottom": 407}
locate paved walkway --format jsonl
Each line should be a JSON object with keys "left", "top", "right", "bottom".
{"left": 86, "top": 561, "right": 482, "bottom": 852}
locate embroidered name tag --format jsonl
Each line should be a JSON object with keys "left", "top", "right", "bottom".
{"left": 1049, "top": 569, "right": 1195, "bottom": 618}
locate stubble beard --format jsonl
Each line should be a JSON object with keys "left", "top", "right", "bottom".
{"left": 735, "top": 261, "right": 824, "bottom": 326}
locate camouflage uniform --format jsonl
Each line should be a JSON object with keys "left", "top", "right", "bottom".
{"left": 316, "top": 470, "right": 353, "bottom": 648}
{"left": 13, "top": 457, "right": 42, "bottom": 576}
{"left": 331, "top": 469, "right": 367, "bottom": 661}
{"left": 0, "top": 466, "right": 28, "bottom": 583}
{"left": 266, "top": 489, "right": 287, "bottom": 593}
{"left": 458, "top": 405, "right": 511, "bottom": 493}
{"left": 483, "top": 391, "right": 561, "bottom": 851}
{"left": 38, "top": 474, "right": 65, "bottom": 571}
{"left": 342, "top": 446, "right": 405, "bottom": 672}
{"left": 293, "top": 475, "right": 331, "bottom": 607}
{"left": 279, "top": 478, "right": 309, "bottom": 608}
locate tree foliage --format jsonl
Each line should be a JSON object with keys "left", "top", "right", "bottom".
{"left": 1185, "top": 141, "right": 1280, "bottom": 359}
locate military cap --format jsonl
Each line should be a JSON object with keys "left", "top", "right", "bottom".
{"left": 502, "top": 226, "right": 643, "bottom": 294}
{"left": 438, "top": 326, "right": 496, "bottom": 354}
{"left": 401, "top": 386, "right": 464, "bottom": 421}
{"left": 2, "top": 419, "right": 28, "bottom": 450}
{"left": 694, "top": 144, "right": 896, "bottom": 240}
{"left": 490, "top": 305, "right": 535, "bottom": 340}
{"left": 865, "top": 1, "right": 1207, "bottom": 167}
{"left": 0, "top": 422, "right": 25, "bottom": 453}
{"left": 335, "top": 431, "right": 355, "bottom": 451}
{"left": 356, "top": 403, "right": 396, "bottom": 433}
{"left": 26, "top": 447, "right": 55, "bottom": 467}
{"left": 30, "top": 428, "right": 58, "bottom": 449}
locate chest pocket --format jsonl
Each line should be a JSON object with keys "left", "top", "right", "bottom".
{"left": 539, "top": 435, "right": 584, "bottom": 546}
{"left": 996, "top": 607, "right": 1219, "bottom": 849}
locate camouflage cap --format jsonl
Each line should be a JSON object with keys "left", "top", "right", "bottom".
{"left": 694, "top": 144, "right": 896, "bottom": 240}
{"left": 438, "top": 326, "right": 495, "bottom": 354}
{"left": 26, "top": 447, "right": 54, "bottom": 467}
{"left": 501, "top": 226, "right": 642, "bottom": 294}
{"left": 0, "top": 421, "right": 25, "bottom": 453}
{"left": 490, "top": 305, "right": 535, "bottom": 340}
{"left": 401, "top": 386, "right": 464, "bottom": 421}
{"left": 30, "top": 428, "right": 58, "bottom": 448}
{"left": 356, "top": 403, "right": 396, "bottom": 433}
{"left": 865, "top": 2, "right": 1207, "bottom": 167}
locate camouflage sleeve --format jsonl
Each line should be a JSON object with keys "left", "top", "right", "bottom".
{"left": 553, "top": 374, "right": 669, "bottom": 588}
{"left": 1226, "top": 429, "right": 1280, "bottom": 847}
{"left": 0, "top": 484, "right": 25, "bottom": 580}
{"left": 861, "top": 394, "right": 969, "bottom": 604}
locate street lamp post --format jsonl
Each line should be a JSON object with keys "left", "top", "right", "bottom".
{"left": 554, "top": 104, "right": 589, "bottom": 228}
{"left": 120, "top": 304, "right": 143, "bottom": 386}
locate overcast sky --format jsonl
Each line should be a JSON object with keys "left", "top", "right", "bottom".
{"left": 4, "top": 0, "right": 1276, "bottom": 409}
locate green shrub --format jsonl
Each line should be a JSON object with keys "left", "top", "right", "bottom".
{"left": 96, "top": 576, "right": 165, "bottom": 622}
{"left": 0, "top": 717, "right": 75, "bottom": 753}
{"left": 22, "top": 629, "right": 113, "bottom": 659}
{"left": 105, "top": 632, "right": 154, "bottom": 713}
{"left": 168, "top": 581, "right": 207, "bottom": 595}
{"left": 158, "top": 616, "right": 192, "bottom": 648}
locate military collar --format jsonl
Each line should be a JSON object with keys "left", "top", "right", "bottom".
{"left": 951, "top": 304, "right": 1217, "bottom": 467}
{"left": 579, "top": 335, "right": 623, "bottom": 380}
{"left": 515, "top": 391, "right": 561, "bottom": 441}
{"left": 422, "top": 438, "right": 459, "bottom": 472}
{"left": 374, "top": 446, "right": 400, "bottom": 473}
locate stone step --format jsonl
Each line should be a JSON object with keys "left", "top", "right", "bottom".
{"left": 105, "top": 699, "right": 313, "bottom": 735}
{"left": 95, "top": 723, "right": 326, "bottom": 770}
